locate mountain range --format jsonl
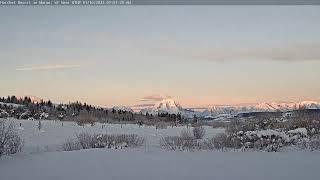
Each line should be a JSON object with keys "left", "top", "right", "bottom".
{"left": 139, "top": 98, "right": 320, "bottom": 118}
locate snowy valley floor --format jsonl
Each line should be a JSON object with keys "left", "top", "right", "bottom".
{"left": 1, "top": 119, "right": 320, "bottom": 180}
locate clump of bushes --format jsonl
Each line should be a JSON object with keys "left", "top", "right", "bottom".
{"left": 62, "top": 132, "right": 145, "bottom": 151}
{"left": 204, "top": 127, "right": 320, "bottom": 152}
{"left": 204, "top": 129, "right": 291, "bottom": 152}
{"left": 0, "top": 121, "right": 24, "bottom": 156}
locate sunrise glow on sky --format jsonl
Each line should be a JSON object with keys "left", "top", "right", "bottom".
{"left": 1, "top": 6, "right": 320, "bottom": 107}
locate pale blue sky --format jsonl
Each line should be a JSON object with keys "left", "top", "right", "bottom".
{"left": 1, "top": 6, "right": 320, "bottom": 107}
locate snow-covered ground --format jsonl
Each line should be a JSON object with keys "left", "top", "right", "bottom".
{"left": 1, "top": 118, "right": 320, "bottom": 180}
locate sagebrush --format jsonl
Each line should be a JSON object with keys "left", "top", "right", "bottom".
{"left": 0, "top": 121, "right": 24, "bottom": 156}
{"left": 160, "top": 129, "right": 200, "bottom": 151}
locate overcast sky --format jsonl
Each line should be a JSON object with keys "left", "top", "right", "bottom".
{"left": 1, "top": 6, "right": 320, "bottom": 107}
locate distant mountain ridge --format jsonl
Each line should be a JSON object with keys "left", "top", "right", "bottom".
{"left": 140, "top": 98, "right": 320, "bottom": 118}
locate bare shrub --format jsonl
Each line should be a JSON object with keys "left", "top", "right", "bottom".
{"left": 124, "top": 134, "right": 145, "bottom": 147}
{"left": 98, "top": 134, "right": 145, "bottom": 148}
{"left": 180, "top": 129, "right": 191, "bottom": 138}
{"left": 160, "top": 129, "right": 199, "bottom": 151}
{"left": 204, "top": 137, "right": 215, "bottom": 150}
{"left": 0, "top": 121, "right": 24, "bottom": 156}
{"left": 77, "top": 132, "right": 94, "bottom": 149}
{"left": 62, "top": 138, "right": 82, "bottom": 151}
{"left": 180, "top": 129, "right": 197, "bottom": 150}
{"left": 160, "top": 136, "right": 181, "bottom": 150}
{"left": 193, "top": 126, "right": 205, "bottom": 139}
{"left": 209, "top": 133, "right": 229, "bottom": 150}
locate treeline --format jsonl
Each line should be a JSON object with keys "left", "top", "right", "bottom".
{"left": 0, "top": 96, "right": 187, "bottom": 125}
{"left": 0, "top": 95, "right": 53, "bottom": 107}
{"left": 0, "top": 96, "right": 133, "bottom": 122}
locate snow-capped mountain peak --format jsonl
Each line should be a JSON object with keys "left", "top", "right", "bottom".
{"left": 140, "top": 98, "right": 185, "bottom": 115}
{"left": 154, "top": 98, "right": 183, "bottom": 112}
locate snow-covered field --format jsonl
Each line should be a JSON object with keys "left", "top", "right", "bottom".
{"left": 1, "top": 118, "right": 320, "bottom": 180}
{"left": 3, "top": 118, "right": 223, "bottom": 153}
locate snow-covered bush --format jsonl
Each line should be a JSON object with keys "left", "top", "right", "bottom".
{"left": 62, "top": 132, "right": 145, "bottom": 151}
{"left": 0, "top": 121, "right": 24, "bottom": 156}
{"left": 205, "top": 129, "right": 293, "bottom": 152}
{"left": 193, "top": 126, "right": 205, "bottom": 139}
{"left": 0, "top": 110, "right": 9, "bottom": 118}
{"left": 19, "top": 111, "right": 32, "bottom": 119}
{"left": 241, "top": 130, "right": 289, "bottom": 152}
{"left": 296, "top": 138, "right": 310, "bottom": 150}
{"left": 160, "top": 129, "right": 199, "bottom": 151}
{"left": 287, "top": 128, "right": 308, "bottom": 145}
{"left": 39, "top": 112, "right": 49, "bottom": 120}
